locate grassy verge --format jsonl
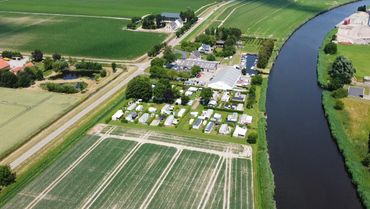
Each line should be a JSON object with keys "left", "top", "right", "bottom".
{"left": 253, "top": 78, "right": 277, "bottom": 209}
{"left": 0, "top": 87, "right": 126, "bottom": 207}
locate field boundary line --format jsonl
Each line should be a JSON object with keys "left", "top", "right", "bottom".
{"left": 139, "top": 148, "right": 183, "bottom": 209}
{"left": 23, "top": 127, "right": 115, "bottom": 209}
{"left": 197, "top": 156, "right": 225, "bottom": 209}
{"left": 80, "top": 141, "right": 143, "bottom": 209}
{"left": 0, "top": 10, "right": 131, "bottom": 20}
{"left": 218, "top": 1, "right": 251, "bottom": 28}
{"left": 223, "top": 157, "right": 232, "bottom": 209}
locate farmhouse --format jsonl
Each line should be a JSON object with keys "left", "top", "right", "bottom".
{"left": 175, "top": 59, "right": 219, "bottom": 72}
{"left": 208, "top": 67, "right": 241, "bottom": 90}
{"left": 0, "top": 59, "right": 10, "bottom": 71}
{"left": 336, "top": 11, "right": 370, "bottom": 44}
{"left": 198, "top": 44, "right": 212, "bottom": 54}
{"left": 161, "top": 12, "right": 181, "bottom": 21}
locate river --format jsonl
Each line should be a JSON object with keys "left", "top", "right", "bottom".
{"left": 266, "top": 1, "right": 370, "bottom": 209}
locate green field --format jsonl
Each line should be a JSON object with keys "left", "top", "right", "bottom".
{"left": 0, "top": 88, "right": 79, "bottom": 159}
{"left": 0, "top": 13, "right": 166, "bottom": 59}
{"left": 0, "top": 0, "right": 215, "bottom": 17}
{"left": 221, "top": 0, "right": 350, "bottom": 40}
{"left": 2, "top": 126, "right": 253, "bottom": 209}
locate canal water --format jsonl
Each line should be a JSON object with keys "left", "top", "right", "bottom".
{"left": 266, "top": 1, "right": 370, "bottom": 209}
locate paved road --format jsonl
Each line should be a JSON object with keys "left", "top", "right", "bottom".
{"left": 9, "top": 1, "right": 232, "bottom": 169}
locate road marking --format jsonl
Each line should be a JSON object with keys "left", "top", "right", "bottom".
{"left": 24, "top": 127, "right": 115, "bottom": 209}
{"left": 139, "top": 148, "right": 183, "bottom": 209}
{"left": 197, "top": 156, "right": 225, "bottom": 209}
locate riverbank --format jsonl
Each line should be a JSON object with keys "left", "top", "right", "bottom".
{"left": 318, "top": 29, "right": 370, "bottom": 208}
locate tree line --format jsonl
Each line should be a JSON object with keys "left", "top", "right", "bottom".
{"left": 257, "top": 39, "right": 274, "bottom": 68}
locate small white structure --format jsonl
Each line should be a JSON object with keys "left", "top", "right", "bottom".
{"left": 127, "top": 103, "right": 137, "bottom": 111}
{"left": 164, "top": 115, "right": 175, "bottom": 126}
{"left": 208, "top": 100, "right": 217, "bottom": 107}
{"left": 198, "top": 44, "right": 212, "bottom": 54}
{"left": 177, "top": 108, "right": 186, "bottom": 118}
{"left": 221, "top": 91, "right": 230, "bottom": 102}
{"left": 112, "top": 110, "right": 124, "bottom": 121}
{"left": 203, "top": 109, "right": 214, "bottom": 119}
{"left": 188, "top": 87, "right": 198, "bottom": 92}
{"left": 139, "top": 113, "right": 150, "bottom": 124}
{"left": 136, "top": 105, "right": 144, "bottom": 112}
{"left": 192, "top": 118, "right": 203, "bottom": 129}
{"left": 126, "top": 112, "right": 138, "bottom": 122}
{"left": 213, "top": 113, "right": 222, "bottom": 121}
{"left": 204, "top": 121, "right": 215, "bottom": 133}
{"left": 161, "top": 104, "right": 172, "bottom": 115}
{"left": 187, "top": 100, "right": 194, "bottom": 106}
{"left": 189, "top": 118, "right": 194, "bottom": 125}
{"left": 175, "top": 98, "right": 182, "bottom": 105}
{"left": 227, "top": 112, "right": 238, "bottom": 122}
{"left": 190, "top": 111, "right": 199, "bottom": 118}
{"left": 239, "top": 114, "right": 253, "bottom": 125}
{"left": 219, "top": 124, "right": 230, "bottom": 135}
{"left": 185, "top": 91, "right": 193, "bottom": 96}
{"left": 150, "top": 119, "right": 160, "bottom": 126}
{"left": 148, "top": 107, "right": 157, "bottom": 113}
{"left": 233, "top": 126, "right": 247, "bottom": 138}
{"left": 236, "top": 103, "right": 244, "bottom": 111}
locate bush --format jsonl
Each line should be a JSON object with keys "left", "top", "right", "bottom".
{"left": 31, "top": 49, "right": 43, "bottom": 62}
{"left": 75, "top": 61, "right": 102, "bottom": 71}
{"left": 43, "top": 82, "right": 82, "bottom": 94}
{"left": 206, "top": 54, "right": 216, "bottom": 61}
{"left": 334, "top": 100, "right": 344, "bottom": 110}
{"left": 324, "top": 42, "right": 337, "bottom": 55}
{"left": 247, "top": 132, "right": 258, "bottom": 144}
{"left": 100, "top": 69, "right": 107, "bottom": 77}
{"left": 331, "top": 88, "right": 348, "bottom": 98}
{"left": 251, "top": 75, "right": 263, "bottom": 85}
{"left": 0, "top": 165, "right": 16, "bottom": 187}
{"left": 329, "top": 56, "right": 356, "bottom": 85}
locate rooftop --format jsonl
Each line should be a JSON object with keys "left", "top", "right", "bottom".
{"left": 208, "top": 67, "right": 241, "bottom": 90}
{"left": 348, "top": 86, "right": 365, "bottom": 97}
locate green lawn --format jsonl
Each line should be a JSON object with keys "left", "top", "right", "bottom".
{"left": 222, "top": 0, "right": 351, "bottom": 41}
{"left": 0, "top": 0, "right": 215, "bottom": 17}
{"left": 0, "top": 88, "right": 80, "bottom": 159}
{"left": 0, "top": 13, "right": 167, "bottom": 59}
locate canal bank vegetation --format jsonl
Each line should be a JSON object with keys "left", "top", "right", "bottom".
{"left": 318, "top": 30, "right": 370, "bottom": 208}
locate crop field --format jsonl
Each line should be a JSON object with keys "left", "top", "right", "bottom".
{"left": 0, "top": 88, "right": 79, "bottom": 158}
{"left": 2, "top": 125, "right": 254, "bottom": 209}
{"left": 0, "top": 13, "right": 167, "bottom": 59}
{"left": 0, "top": 0, "right": 215, "bottom": 18}
{"left": 220, "top": 0, "right": 351, "bottom": 40}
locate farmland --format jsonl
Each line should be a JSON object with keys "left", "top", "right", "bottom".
{"left": 0, "top": 0, "right": 215, "bottom": 18}
{"left": 0, "top": 88, "right": 79, "bottom": 159}
{"left": 0, "top": 13, "right": 166, "bottom": 59}
{"left": 219, "top": 0, "right": 350, "bottom": 41}
{"left": 2, "top": 125, "right": 254, "bottom": 209}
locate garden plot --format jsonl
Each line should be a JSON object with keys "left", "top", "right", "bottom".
{"left": 3, "top": 125, "right": 253, "bottom": 209}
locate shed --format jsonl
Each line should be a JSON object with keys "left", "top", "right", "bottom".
{"left": 148, "top": 107, "right": 157, "bottom": 113}
{"left": 219, "top": 124, "right": 230, "bottom": 135}
{"left": 213, "top": 113, "right": 222, "bottom": 120}
{"left": 139, "top": 113, "right": 149, "bottom": 124}
{"left": 188, "top": 87, "right": 198, "bottom": 92}
{"left": 136, "top": 105, "right": 144, "bottom": 112}
{"left": 112, "top": 110, "right": 124, "bottom": 121}
{"left": 161, "top": 12, "right": 181, "bottom": 21}
{"left": 227, "top": 112, "right": 238, "bottom": 122}
{"left": 127, "top": 103, "right": 137, "bottom": 111}
{"left": 164, "top": 115, "right": 175, "bottom": 126}
{"left": 203, "top": 109, "right": 214, "bottom": 119}
{"left": 177, "top": 108, "right": 186, "bottom": 118}
{"left": 204, "top": 122, "right": 215, "bottom": 133}
{"left": 348, "top": 86, "right": 365, "bottom": 98}
{"left": 239, "top": 114, "right": 253, "bottom": 125}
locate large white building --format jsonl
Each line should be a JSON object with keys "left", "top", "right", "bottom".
{"left": 208, "top": 67, "right": 241, "bottom": 90}
{"left": 337, "top": 11, "right": 370, "bottom": 44}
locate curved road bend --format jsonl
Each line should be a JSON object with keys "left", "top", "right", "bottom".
{"left": 267, "top": 1, "right": 370, "bottom": 209}
{"left": 9, "top": 1, "right": 234, "bottom": 169}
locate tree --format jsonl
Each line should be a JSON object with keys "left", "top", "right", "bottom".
{"left": 257, "top": 39, "right": 274, "bottom": 68}
{"left": 251, "top": 75, "right": 263, "bottom": 85}
{"left": 53, "top": 60, "right": 69, "bottom": 72}
{"left": 43, "top": 57, "right": 53, "bottom": 71}
{"left": 324, "top": 42, "right": 337, "bottom": 54}
{"left": 357, "top": 5, "right": 367, "bottom": 12}
{"left": 111, "top": 62, "right": 117, "bottom": 73}
{"left": 100, "top": 69, "right": 107, "bottom": 77}
{"left": 331, "top": 88, "right": 348, "bottom": 98}
{"left": 32, "top": 49, "right": 43, "bottom": 62}
{"left": 206, "top": 54, "right": 216, "bottom": 61}
{"left": 126, "top": 76, "right": 152, "bottom": 102}
{"left": 17, "top": 71, "right": 33, "bottom": 87}
{"left": 329, "top": 56, "right": 356, "bottom": 85}
{"left": 181, "top": 95, "right": 190, "bottom": 105}
{"left": 191, "top": 66, "right": 201, "bottom": 77}
{"left": 200, "top": 88, "right": 212, "bottom": 105}
{"left": 52, "top": 53, "right": 62, "bottom": 61}
{"left": 0, "top": 71, "right": 18, "bottom": 88}
{"left": 0, "top": 165, "right": 16, "bottom": 187}
{"left": 35, "top": 69, "right": 44, "bottom": 80}
{"left": 247, "top": 132, "right": 258, "bottom": 144}
{"left": 149, "top": 66, "right": 168, "bottom": 79}
{"left": 163, "top": 47, "right": 176, "bottom": 64}
{"left": 153, "top": 79, "right": 177, "bottom": 103}
{"left": 151, "top": 58, "right": 165, "bottom": 67}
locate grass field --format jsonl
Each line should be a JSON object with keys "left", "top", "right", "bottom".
{"left": 0, "top": 88, "right": 79, "bottom": 159}
{"left": 0, "top": 13, "right": 167, "bottom": 59}
{"left": 2, "top": 125, "right": 253, "bottom": 209}
{"left": 0, "top": 0, "right": 215, "bottom": 17}
{"left": 221, "top": 0, "right": 350, "bottom": 40}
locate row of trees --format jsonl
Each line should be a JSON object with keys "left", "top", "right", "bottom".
{"left": 127, "top": 17, "right": 142, "bottom": 30}
{"left": 0, "top": 67, "right": 43, "bottom": 88}
{"left": 176, "top": 9, "right": 198, "bottom": 37}
{"left": 42, "top": 82, "right": 86, "bottom": 94}
{"left": 126, "top": 76, "right": 179, "bottom": 104}
{"left": 1, "top": 51, "right": 22, "bottom": 59}
{"left": 142, "top": 15, "right": 165, "bottom": 29}
{"left": 148, "top": 43, "right": 167, "bottom": 57}
{"left": 257, "top": 39, "right": 274, "bottom": 68}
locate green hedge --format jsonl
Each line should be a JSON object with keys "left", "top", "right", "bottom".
{"left": 322, "top": 92, "right": 370, "bottom": 208}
